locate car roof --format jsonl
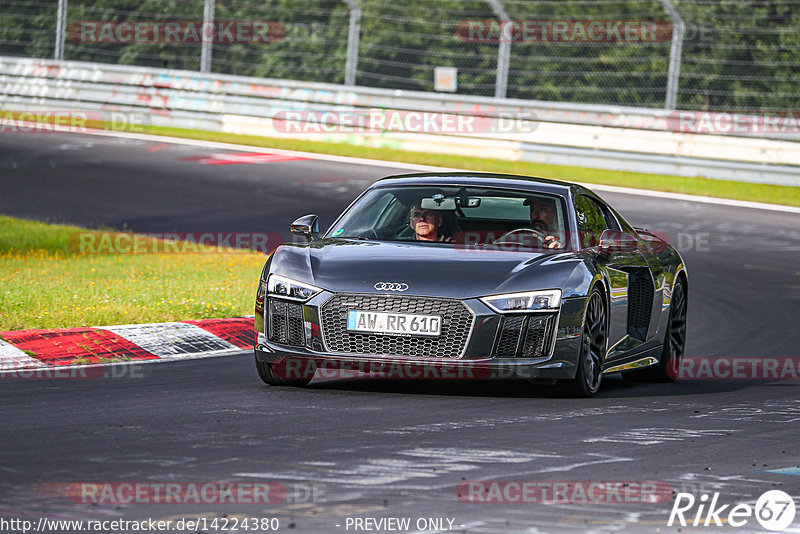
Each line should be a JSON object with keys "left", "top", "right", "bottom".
{"left": 372, "top": 172, "right": 579, "bottom": 197}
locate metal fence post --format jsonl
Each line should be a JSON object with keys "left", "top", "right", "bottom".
{"left": 54, "top": 0, "right": 67, "bottom": 60}
{"left": 200, "top": 0, "right": 216, "bottom": 73}
{"left": 343, "top": 0, "right": 361, "bottom": 85}
{"left": 660, "top": 0, "right": 684, "bottom": 110}
{"left": 485, "top": 0, "right": 510, "bottom": 99}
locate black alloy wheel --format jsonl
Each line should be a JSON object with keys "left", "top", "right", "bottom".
{"left": 563, "top": 287, "right": 607, "bottom": 397}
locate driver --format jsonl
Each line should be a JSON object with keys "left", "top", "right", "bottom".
{"left": 524, "top": 197, "right": 563, "bottom": 249}
{"left": 408, "top": 202, "right": 450, "bottom": 242}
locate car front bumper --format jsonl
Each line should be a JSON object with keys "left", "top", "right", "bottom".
{"left": 254, "top": 292, "right": 587, "bottom": 381}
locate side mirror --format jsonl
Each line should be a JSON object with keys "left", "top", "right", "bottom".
{"left": 599, "top": 229, "right": 638, "bottom": 255}
{"left": 290, "top": 214, "right": 319, "bottom": 242}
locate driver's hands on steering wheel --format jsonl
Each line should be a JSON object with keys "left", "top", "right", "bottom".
{"left": 494, "top": 228, "right": 562, "bottom": 249}
{"left": 543, "top": 235, "right": 562, "bottom": 249}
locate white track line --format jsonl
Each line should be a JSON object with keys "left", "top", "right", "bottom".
{"left": 88, "top": 129, "right": 800, "bottom": 214}
{"left": 0, "top": 339, "right": 47, "bottom": 371}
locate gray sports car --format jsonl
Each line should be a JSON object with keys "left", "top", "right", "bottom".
{"left": 253, "top": 173, "right": 688, "bottom": 396}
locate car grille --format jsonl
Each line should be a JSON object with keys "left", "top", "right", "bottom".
{"left": 493, "top": 314, "right": 557, "bottom": 359}
{"left": 267, "top": 298, "right": 305, "bottom": 347}
{"left": 319, "top": 293, "right": 474, "bottom": 358}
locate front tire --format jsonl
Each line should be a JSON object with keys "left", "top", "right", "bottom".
{"left": 561, "top": 288, "right": 607, "bottom": 397}
{"left": 254, "top": 354, "right": 312, "bottom": 387}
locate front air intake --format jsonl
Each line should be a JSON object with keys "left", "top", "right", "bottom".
{"left": 267, "top": 298, "right": 305, "bottom": 347}
{"left": 627, "top": 269, "right": 654, "bottom": 341}
{"left": 493, "top": 314, "right": 556, "bottom": 359}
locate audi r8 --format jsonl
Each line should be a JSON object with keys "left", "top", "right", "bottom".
{"left": 253, "top": 173, "right": 688, "bottom": 396}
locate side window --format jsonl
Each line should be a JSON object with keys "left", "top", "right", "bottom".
{"left": 594, "top": 200, "right": 621, "bottom": 230}
{"left": 574, "top": 195, "right": 610, "bottom": 248}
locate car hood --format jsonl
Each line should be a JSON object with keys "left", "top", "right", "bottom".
{"left": 270, "top": 239, "right": 584, "bottom": 299}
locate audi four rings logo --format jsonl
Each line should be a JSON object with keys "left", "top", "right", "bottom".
{"left": 374, "top": 282, "right": 409, "bottom": 291}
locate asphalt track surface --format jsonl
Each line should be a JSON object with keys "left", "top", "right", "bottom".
{"left": 1, "top": 132, "right": 799, "bottom": 533}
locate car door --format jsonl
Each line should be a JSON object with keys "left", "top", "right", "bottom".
{"left": 574, "top": 194, "right": 656, "bottom": 361}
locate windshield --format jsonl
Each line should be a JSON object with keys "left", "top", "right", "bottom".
{"left": 326, "top": 185, "right": 570, "bottom": 250}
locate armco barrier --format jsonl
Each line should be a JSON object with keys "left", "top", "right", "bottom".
{"left": 1, "top": 56, "right": 799, "bottom": 186}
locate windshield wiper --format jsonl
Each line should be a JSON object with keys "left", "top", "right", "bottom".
{"left": 336, "top": 235, "right": 372, "bottom": 240}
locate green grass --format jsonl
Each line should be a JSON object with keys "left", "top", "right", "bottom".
{"left": 0, "top": 216, "right": 86, "bottom": 255}
{"left": 134, "top": 125, "right": 800, "bottom": 208}
{"left": 0, "top": 216, "right": 265, "bottom": 331}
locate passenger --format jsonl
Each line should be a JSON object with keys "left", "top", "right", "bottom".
{"left": 525, "top": 197, "right": 563, "bottom": 249}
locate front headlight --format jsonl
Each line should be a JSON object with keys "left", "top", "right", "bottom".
{"left": 480, "top": 289, "right": 562, "bottom": 313}
{"left": 267, "top": 274, "right": 323, "bottom": 302}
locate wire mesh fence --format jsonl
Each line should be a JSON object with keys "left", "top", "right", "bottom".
{"left": 0, "top": 0, "right": 798, "bottom": 111}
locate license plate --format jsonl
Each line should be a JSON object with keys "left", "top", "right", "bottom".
{"left": 347, "top": 310, "right": 441, "bottom": 337}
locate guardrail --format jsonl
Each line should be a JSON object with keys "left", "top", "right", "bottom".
{"left": 1, "top": 56, "right": 798, "bottom": 186}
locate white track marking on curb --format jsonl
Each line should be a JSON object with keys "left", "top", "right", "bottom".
{"left": 88, "top": 129, "right": 800, "bottom": 214}
{"left": 0, "top": 339, "right": 47, "bottom": 370}
{"left": 99, "top": 322, "right": 238, "bottom": 358}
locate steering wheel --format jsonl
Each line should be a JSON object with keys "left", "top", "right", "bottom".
{"left": 392, "top": 225, "right": 415, "bottom": 240}
{"left": 494, "top": 228, "right": 547, "bottom": 246}
{"left": 363, "top": 229, "right": 380, "bottom": 239}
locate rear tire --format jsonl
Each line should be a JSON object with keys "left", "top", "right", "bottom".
{"left": 625, "top": 277, "right": 687, "bottom": 382}
{"left": 561, "top": 287, "right": 607, "bottom": 397}
{"left": 254, "top": 354, "right": 312, "bottom": 387}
